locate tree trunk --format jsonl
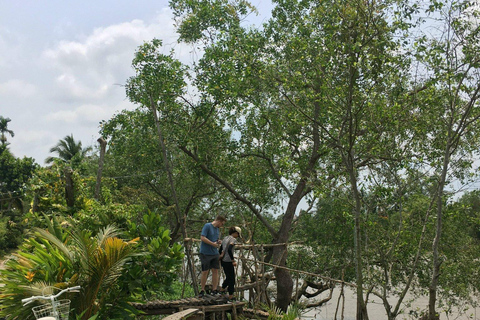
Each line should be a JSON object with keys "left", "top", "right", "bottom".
{"left": 32, "top": 194, "right": 39, "bottom": 213}
{"left": 64, "top": 167, "right": 75, "bottom": 208}
{"left": 273, "top": 183, "right": 307, "bottom": 311}
{"left": 149, "top": 96, "right": 198, "bottom": 295}
{"left": 94, "top": 137, "right": 107, "bottom": 200}
{"left": 344, "top": 152, "right": 368, "bottom": 320}
{"left": 428, "top": 144, "right": 450, "bottom": 320}
{"left": 275, "top": 259, "right": 294, "bottom": 310}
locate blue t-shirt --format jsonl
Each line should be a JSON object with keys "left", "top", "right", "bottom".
{"left": 200, "top": 223, "right": 220, "bottom": 255}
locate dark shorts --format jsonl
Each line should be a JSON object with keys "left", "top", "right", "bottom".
{"left": 199, "top": 253, "right": 220, "bottom": 271}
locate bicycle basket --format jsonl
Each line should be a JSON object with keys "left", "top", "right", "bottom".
{"left": 32, "top": 299, "right": 71, "bottom": 320}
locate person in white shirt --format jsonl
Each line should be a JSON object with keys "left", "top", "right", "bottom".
{"left": 218, "top": 226, "right": 241, "bottom": 301}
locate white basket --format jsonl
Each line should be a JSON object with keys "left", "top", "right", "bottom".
{"left": 32, "top": 299, "right": 71, "bottom": 320}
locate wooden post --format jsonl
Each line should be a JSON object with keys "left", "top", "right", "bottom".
{"left": 232, "top": 302, "right": 238, "bottom": 319}
{"left": 254, "top": 243, "right": 260, "bottom": 305}
{"left": 184, "top": 238, "right": 199, "bottom": 295}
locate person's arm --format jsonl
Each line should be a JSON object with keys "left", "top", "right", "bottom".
{"left": 227, "top": 243, "right": 235, "bottom": 261}
{"left": 201, "top": 235, "right": 219, "bottom": 248}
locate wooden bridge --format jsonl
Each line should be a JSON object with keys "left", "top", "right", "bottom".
{"left": 131, "top": 239, "right": 326, "bottom": 319}
{"left": 131, "top": 293, "right": 268, "bottom": 319}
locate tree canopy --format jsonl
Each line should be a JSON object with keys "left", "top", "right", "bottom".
{"left": 2, "top": 0, "right": 480, "bottom": 319}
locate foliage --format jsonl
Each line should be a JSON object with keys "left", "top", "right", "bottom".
{"left": 434, "top": 192, "right": 480, "bottom": 304}
{"left": 0, "top": 216, "right": 78, "bottom": 320}
{"left": 116, "top": 0, "right": 480, "bottom": 314}
{"left": 265, "top": 303, "right": 304, "bottom": 320}
{"left": 292, "top": 191, "right": 355, "bottom": 282}
{"left": 4, "top": 0, "right": 480, "bottom": 318}
{"left": 119, "top": 210, "right": 185, "bottom": 301}
{"left": 45, "top": 134, "right": 92, "bottom": 169}
{"left": 155, "top": 280, "right": 195, "bottom": 301}
{"left": 0, "top": 216, "right": 138, "bottom": 320}
{"left": 0, "top": 214, "right": 24, "bottom": 254}
{"left": 24, "top": 163, "right": 97, "bottom": 225}
{"left": 0, "top": 147, "right": 37, "bottom": 253}
{"left": 410, "top": 0, "right": 480, "bottom": 317}
{"left": 100, "top": 108, "right": 227, "bottom": 240}
{"left": 0, "top": 148, "right": 37, "bottom": 196}
{"left": 0, "top": 115, "right": 14, "bottom": 147}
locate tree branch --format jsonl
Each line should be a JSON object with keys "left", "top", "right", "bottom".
{"left": 179, "top": 145, "right": 279, "bottom": 238}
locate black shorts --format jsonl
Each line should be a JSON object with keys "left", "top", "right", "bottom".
{"left": 199, "top": 253, "right": 220, "bottom": 271}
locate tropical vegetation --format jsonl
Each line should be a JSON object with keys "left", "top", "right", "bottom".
{"left": 1, "top": 0, "right": 480, "bottom": 319}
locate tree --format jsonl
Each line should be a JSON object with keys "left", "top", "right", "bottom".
{"left": 45, "top": 134, "right": 92, "bottom": 167}
{"left": 0, "top": 116, "right": 14, "bottom": 148}
{"left": 125, "top": 38, "right": 189, "bottom": 241}
{"left": 100, "top": 108, "right": 228, "bottom": 242}
{"left": 94, "top": 0, "right": 480, "bottom": 317}
{"left": 0, "top": 146, "right": 37, "bottom": 251}
{"left": 166, "top": 0, "right": 419, "bottom": 315}
{"left": 412, "top": 1, "right": 480, "bottom": 318}
{"left": 45, "top": 135, "right": 92, "bottom": 208}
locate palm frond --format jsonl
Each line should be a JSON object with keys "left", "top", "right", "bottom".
{"left": 34, "top": 228, "right": 74, "bottom": 262}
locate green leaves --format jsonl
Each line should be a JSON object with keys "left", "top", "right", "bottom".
{"left": 45, "top": 134, "right": 92, "bottom": 168}
{"left": 170, "top": 0, "right": 256, "bottom": 43}
{"left": 0, "top": 215, "right": 176, "bottom": 320}
{"left": 122, "top": 210, "right": 184, "bottom": 301}
{"left": 126, "top": 39, "right": 187, "bottom": 112}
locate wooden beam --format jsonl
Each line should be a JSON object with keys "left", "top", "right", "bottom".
{"left": 163, "top": 309, "right": 202, "bottom": 320}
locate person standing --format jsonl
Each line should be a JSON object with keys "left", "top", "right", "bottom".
{"left": 199, "top": 215, "right": 226, "bottom": 297}
{"left": 219, "top": 226, "right": 241, "bottom": 301}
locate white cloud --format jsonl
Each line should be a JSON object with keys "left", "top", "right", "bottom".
{"left": 2, "top": 7, "right": 196, "bottom": 164}
{"left": 8, "top": 129, "right": 55, "bottom": 162}
{"left": 0, "top": 27, "right": 24, "bottom": 69}
{"left": 46, "top": 103, "right": 113, "bottom": 125}
{"left": 42, "top": 9, "right": 187, "bottom": 104}
{"left": 0, "top": 79, "right": 37, "bottom": 97}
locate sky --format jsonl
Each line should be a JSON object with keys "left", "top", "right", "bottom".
{"left": 0, "top": 0, "right": 272, "bottom": 165}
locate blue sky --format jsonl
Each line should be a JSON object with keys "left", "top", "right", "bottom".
{"left": 0, "top": 0, "right": 272, "bottom": 164}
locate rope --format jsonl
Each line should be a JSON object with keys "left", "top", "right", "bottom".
{"left": 240, "top": 257, "right": 357, "bottom": 288}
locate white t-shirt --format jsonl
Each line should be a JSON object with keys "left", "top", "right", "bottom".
{"left": 220, "top": 235, "right": 237, "bottom": 262}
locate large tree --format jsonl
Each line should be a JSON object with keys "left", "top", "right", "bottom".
{"left": 100, "top": 108, "right": 229, "bottom": 242}
{"left": 121, "top": 0, "right": 416, "bottom": 314}
{"left": 117, "top": 0, "right": 480, "bottom": 317}
{"left": 412, "top": 1, "right": 480, "bottom": 318}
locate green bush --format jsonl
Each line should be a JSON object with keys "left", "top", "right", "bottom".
{"left": 0, "top": 211, "right": 184, "bottom": 320}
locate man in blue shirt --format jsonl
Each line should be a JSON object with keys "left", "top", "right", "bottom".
{"left": 199, "top": 215, "right": 226, "bottom": 297}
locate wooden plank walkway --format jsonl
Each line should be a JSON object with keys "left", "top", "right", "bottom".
{"left": 163, "top": 308, "right": 203, "bottom": 320}
{"left": 132, "top": 294, "right": 247, "bottom": 318}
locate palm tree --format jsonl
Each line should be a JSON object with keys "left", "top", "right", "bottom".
{"left": 0, "top": 217, "right": 140, "bottom": 320}
{"left": 0, "top": 116, "right": 14, "bottom": 146}
{"left": 45, "top": 134, "right": 92, "bottom": 165}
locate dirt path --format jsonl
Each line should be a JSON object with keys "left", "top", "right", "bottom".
{"left": 0, "top": 256, "right": 8, "bottom": 288}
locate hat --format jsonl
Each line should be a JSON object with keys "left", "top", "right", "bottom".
{"left": 234, "top": 226, "right": 242, "bottom": 238}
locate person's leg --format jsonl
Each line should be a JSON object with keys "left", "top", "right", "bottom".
{"left": 210, "top": 255, "right": 221, "bottom": 292}
{"left": 200, "top": 270, "right": 209, "bottom": 292}
{"left": 224, "top": 263, "right": 235, "bottom": 298}
{"left": 220, "top": 261, "right": 228, "bottom": 292}
{"left": 199, "top": 254, "right": 210, "bottom": 295}
{"left": 211, "top": 268, "right": 219, "bottom": 291}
